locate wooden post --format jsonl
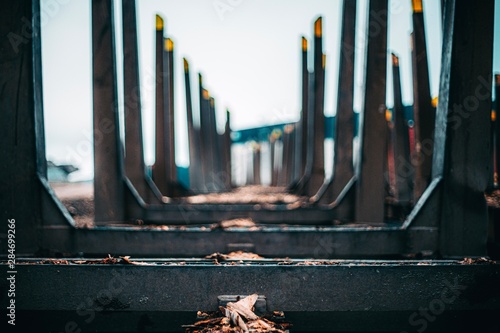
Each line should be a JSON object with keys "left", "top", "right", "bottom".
{"left": 92, "top": 0, "right": 125, "bottom": 223}
{"left": 435, "top": 0, "right": 494, "bottom": 256}
{"left": 355, "top": 0, "right": 388, "bottom": 223}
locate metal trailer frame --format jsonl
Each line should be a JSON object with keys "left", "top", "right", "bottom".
{"left": 1, "top": 0, "right": 499, "bottom": 331}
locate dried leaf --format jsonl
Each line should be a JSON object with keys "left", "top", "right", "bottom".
{"left": 227, "top": 294, "right": 258, "bottom": 320}
{"left": 247, "top": 318, "right": 272, "bottom": 329}
{"left": 224, "top": 307, "right": 248, "bottom": 333}
{"left": 192, "top": 317, "right": 223, "bottom": 326}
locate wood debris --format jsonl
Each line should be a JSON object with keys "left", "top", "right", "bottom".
{"left": 205, "top": 251, "right": 264, "bottom": 261}
{"left": 219, "top": 218, "right": 257, "bottom": 229}
{"left": 458, "top": 257, "right": 497, "bottom": 265}
{"left": 40, "top": 255, "right": 155, "bottom": 265}
{"left": 485, "top": 189, "right": 500, "bottom": 208}
{"left": 185, "top": 185, "right": 304, "bottom": 205}
{"left": 226, "top": 294, "right": 259, "bottom": 321}
{"left": 40, "top": 259, "right": 70, "bottom": 265}
{"left": 183, "top": 294, "right": 291, "bottom": 333}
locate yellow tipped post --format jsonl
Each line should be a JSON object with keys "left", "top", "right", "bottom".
{"left": 302, "top": 37, "right": 308, "bottom": 51}
{"left": 284, "top": 124, "right": 294, "bottom": 134}
{"left": 432, "top": 96, "right": 439, "bottom": 108}
{"left": 210, "top": 97, "right": 214, "bottom": 107}
{"left": 203, "top": 89, "right": 209, "bottom": 100}
{"left": 165, "top": 38, "right": 174, "bottom": 52}
{"left": 492, "top": 110, "right": 496, "bottom": 122}
{"left": 156, "top": 15, "right": 164, "bottom": 30}
{"left": 392, "top": 53, "right": 399, "bottom": 67}
{"left": 183, "top": 58, "right": 189, "bottom": 73}
{"left": 322, "top": 54, "right": 326, "bottom": 69}
{"left": 315, "top": 17, "right": 322, "bottom": 37}
{"left": 412, "top": 0, "right": 423, "bottom": 13}
{"left": 385, "top": 109, "right": 392, "bottom": 122}
{"left": 271, "top": 129, "right": 282, "bottom": 140}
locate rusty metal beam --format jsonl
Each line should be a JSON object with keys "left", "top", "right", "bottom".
{"left": 411, "top": 0, "right": 435, "bottom": 200}
{"left": 152, "top": 15, "right": 169, "bottom": 196}
{"left": 165, "top": 38, "right": 177, "bottom": 190}
{"left": 199, "top": 86, "right": 216, "bottom": 192}
{"left": 198, "top": 74, "right": 208, "bottom": 189}
{"left": 288, "top": 125, "right": 298, "bottom": 185}
{"left": 494, "top": 74, "right": 500, "bottom": 188}
{"left": 122, "top": 0, "right": 161, "bottom": 204}
{"left": 223, "top": 110, "right": 232, "bottom": 189}
{"left": 0, "top": 0, "right": 47, "bottom": 254}
{"left": 209, "top": 96, "right": 223, "bottom": 190}
{"left": 319, "top": 0, "right": 356, "bottom": 207}
{"left": 304, "top": 17, "right": 326, "bottom": 196}
{"left": 39, "top": 222, "right": 439, "bottom": 257}
{"left": 270, "top": 132, "right": 279, "bottom": 186}
{"left": 253, "top": 144, "right": 262, "bottom": 185}
{"left": 296, "top": 72, "right": 316, "bottom": 193}
{"left": 279, "top": 125, "right": 294, "bottom": 186}
{"left": 183, "top": 59, "right": 202, "bottom": 191}
{"left": 9, "top": 260, "right": 500, "bottom": 332}
{"left": 299, "top": 37, "right": 309, "bottom": 182}
{"left": 391, "top": 54, "right": 413, "bottom": 204}
{"left": 92, "top": 0, "right": 125, "bottom": 223}
{"left": 434, "top": 0, "right": 494, "bottom": 257}
{"left": 355, "top": 0, "right": 388, "bottom": 223}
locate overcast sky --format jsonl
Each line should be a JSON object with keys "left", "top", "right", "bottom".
{"left": 40, "top": 0, "right": 500, "bottom": 181}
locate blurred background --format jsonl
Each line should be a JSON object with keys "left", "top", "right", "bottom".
{"left": 40, "top": 0, "right": 499, "bottom": 183}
